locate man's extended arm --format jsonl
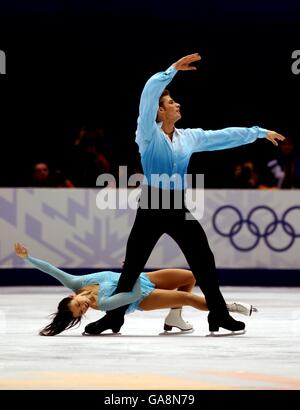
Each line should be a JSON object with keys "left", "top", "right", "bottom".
{"left": 187, "top": 126, "right": 285, "bottom": 153}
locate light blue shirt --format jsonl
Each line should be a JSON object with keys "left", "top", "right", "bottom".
{"left": 135, "top": 65, "right": 268, "bottom": 190}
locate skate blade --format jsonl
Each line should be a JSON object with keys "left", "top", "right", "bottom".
{"left": 82, "top": 331, "right": 122, "bottom": 336}
{"left": 248, "top": 305, "right": 259, "bottom": 316}
{"left": 159, "top": 329, "right": 194, "bottom": 336}
{"left": 206, "top": 330, "right": 246, "bottom": 337}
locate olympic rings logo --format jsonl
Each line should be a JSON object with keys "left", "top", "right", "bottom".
{"left": 212, "top": 205, "right": 300, "bottom": 252}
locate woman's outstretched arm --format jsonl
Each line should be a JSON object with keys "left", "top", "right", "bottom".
{"left": 14, "top": 242, "right": 82, "bottom": 291}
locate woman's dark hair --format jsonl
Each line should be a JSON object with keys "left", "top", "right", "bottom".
{"left": 39, "top": 296, "right": 82, "bottom": 336}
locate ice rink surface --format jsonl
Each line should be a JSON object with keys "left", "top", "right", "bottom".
{"left": 0, "top": 286, "right": 299, "bottom": 390}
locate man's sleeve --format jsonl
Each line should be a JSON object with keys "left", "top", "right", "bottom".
{"left": 186, "top": 126, "right": 268, "bottom": 153}
{"left": 135, "top": 65, "right": 178, "bottom": 153}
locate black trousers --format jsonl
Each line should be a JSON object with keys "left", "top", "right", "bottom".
{"left": 112, "top": 187, "right": 228, "bottom": 317}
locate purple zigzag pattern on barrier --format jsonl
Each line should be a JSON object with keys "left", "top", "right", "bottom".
{"left": 66, "top": 218, "right": 103, "bottom": 267}
{"left": 66, "top": 216, "right": 126, "bottom": 267}
{"left": 42, "top": 191, "right": 90, "bottom": 226}
{"left": 25, "top": 214, "right": 73, "bottom": 266}
{"left": 0, "top": 190, "right": 17, "bottom": 226}
{"left": 102, "top": 215, "right": 130, "bottom": 266}
{"left": 72, "top": 217, "right": 101, "bottom": 251}
{"left": 0, "top": 252, "right": 26, "bottom": 267}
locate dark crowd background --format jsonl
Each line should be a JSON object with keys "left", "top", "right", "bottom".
{"left": 0, "top": 0, "right": 300, "bottom": 189}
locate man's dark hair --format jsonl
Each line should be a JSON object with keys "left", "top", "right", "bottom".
{"left": 159, "top": 89, "right": 170, "bottom": 107}
{"left": 156, "top": 89, "right": 170, "bottom": 122}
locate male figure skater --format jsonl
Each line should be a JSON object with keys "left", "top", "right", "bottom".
{"left": 85, "top": 53, "right": 285, "bottom": 335}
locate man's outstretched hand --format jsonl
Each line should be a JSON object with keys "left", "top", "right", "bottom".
{"left": 172, "top": 53, "right": 201, "bottom": 71}
{"left": 266, "top": 131, "right": 286, "bottom": 146}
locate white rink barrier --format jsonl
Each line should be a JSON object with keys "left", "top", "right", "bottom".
{"left": 0, "top": 188, "right": 300, "bottom": 270}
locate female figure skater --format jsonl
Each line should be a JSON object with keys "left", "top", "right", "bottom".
{"left": 15, "top": 243, "right": 256, "bottom": 336}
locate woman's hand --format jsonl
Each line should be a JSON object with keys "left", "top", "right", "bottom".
{"left": 14, "top": 242, "right": 29, "bottom": 259}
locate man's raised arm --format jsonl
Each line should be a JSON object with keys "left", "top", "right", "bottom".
{"left": 136, "top": 53, "right": 201, "bottom": 149}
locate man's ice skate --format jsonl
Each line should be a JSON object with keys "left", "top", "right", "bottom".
{"left": 207, "top": 329, "right": 246, "bottom": 337}
{"left": 83, "top": 312, "right": 124, "bottom": 335}
{"left": 206, "top": 311, "right": 246, "bottom": 337}
{"left": 227, "top": 302, "right": 258, "bottom": 316}
{"left": 82, "top": 331, "right": 122, "bottom": 336}
{"left": 161, "top": 308, "right": 194, "bottom": 335}
{"left": 81, "top": 329, "right": 122, "bottom": 337}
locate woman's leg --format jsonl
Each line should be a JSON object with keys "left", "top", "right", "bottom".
{"left": 146, "top": 269, "right": 198, "bottom": 331}
{"left": 139, "top": 289, "right": 208, "bottom": 311}
{"left": 146, "top": 269, "right": 196, "bottom": 293}
{"left": 139, "top": 289, "right": 257, "bottom": 317}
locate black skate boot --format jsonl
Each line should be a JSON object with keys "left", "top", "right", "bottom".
{"left": 83, "top": 312, "right": 124, "bottom": 335}
{"left": 207, "top": 312, "right": 246, "bottom": 337}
